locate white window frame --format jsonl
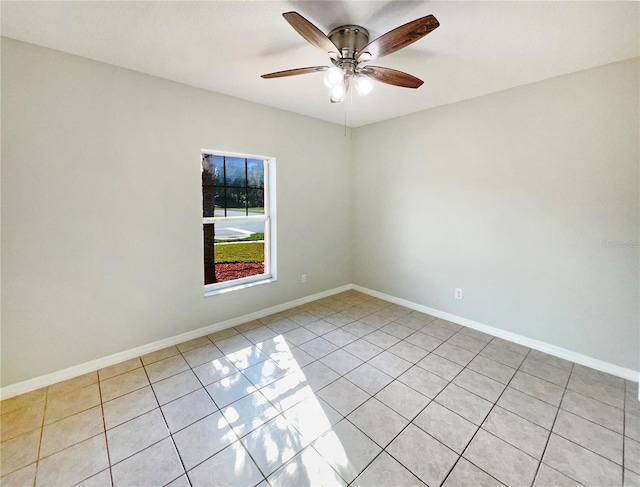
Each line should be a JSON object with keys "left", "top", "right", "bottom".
{"left": 202, "top": 150, "right": 277, "bottom": 296}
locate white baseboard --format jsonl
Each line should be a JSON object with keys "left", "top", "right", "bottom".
{"left": 353, "top": 285, "right": 639, "bottom": 383}
{"left": 0, "top": 284, "right": 352, "bottom": 400}
{"left": 3, "top": 282, "right": 637, "bottom": 400}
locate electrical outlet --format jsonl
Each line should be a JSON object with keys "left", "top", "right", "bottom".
{"left": 301, "top": 274, "right": 307, "bottom": 283}
{"left": 455, "top": 288, "right": 463, "bottom": 300}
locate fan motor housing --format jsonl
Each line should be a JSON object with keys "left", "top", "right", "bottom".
{"left": 328, "top": 25, "right": 369, "bottom": 59}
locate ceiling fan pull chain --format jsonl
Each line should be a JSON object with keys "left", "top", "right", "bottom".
{"left": 344, "top": 102, "right": 347, "bottom": 137}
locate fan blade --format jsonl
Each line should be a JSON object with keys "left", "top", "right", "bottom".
{"left": 356, "top": 14, "right": 439, "bottom": 61}
{"left": 361, "top": 66, "right": 424, "bottom": 88}
{"left": 283, "top": 12, "right": 340, "bottom": 57}
{"left": 261, "top": 66, "right": 328, "bottom": 79}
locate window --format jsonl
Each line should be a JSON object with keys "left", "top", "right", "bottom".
{"left": 202, "top": 151, "right": 276, "bottom": 294}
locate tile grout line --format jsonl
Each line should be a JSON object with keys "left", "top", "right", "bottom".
{"left": 32, "top": 376, "right": 109, "bottom": 485}
{"left": 254, "top": 301, "right": 408, "bottom": 485}
{"left": 343, "top": 391, "right": 433, "bottom": 486}
{"left": 552, "top": 407, "right": 627, "bottom": 457}
{"left": 32, "top": 387, "right": 49, "bottom": 487}
{"left": 96, "top": 374, "right": 115, "bottom": 487}
{"left": 350, "top": 320, "right": 503, "bottom": 486}
{"left": 172, "top": 334, "right": 284, "bottom": 485}
{"left": 443, "top": 334, "right": 568, "bottom": 477}
{"left": 341, "top": 393, "right": 423, "bottom": 484}
{"left": 300, "top": 312, "right": 435, "bottom": 396}
{"left": 278, "top": 294, "right": 442, "bottom": 485}
{"left": 542, "top": 376, "right": 628, "bottom": 476}
{"left": 475, "top": 349, "right": 621, "bottom": 483}
{"left": 169, "top": 341, "right": 221, "bottom": 487}
{"left": 622, "top": 379, "right": 626, "bottom": 486}
{"left": 527, "top": 359, "right": 574, "bottom": 487}
{"left": 140, "top": 360, "right": 192, "bottom": 487}
{"left": 322, "top": 352, "right": 419, "bottom": 485}
{"left": 188, "top": 332, "right": 271, "bottom": 486}
{"left": 280, "top": 307, "right": 518, "bottom": 485}
{"left": 432, "top": 331, "right": 518, "bottom": 487}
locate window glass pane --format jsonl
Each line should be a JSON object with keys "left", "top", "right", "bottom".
{"left": 214, "top": 220, "right": 264, "bottom": 241}
{"left": 248, "top": 188, "right": 264, "bottom": 215}
{"left": 247, "top": 159, "right": 264, "bottom": 188}
{"left": 212, "top": 155, "right": 224, "bottom": 182}
{"left": 203, "top": 155, "right": 226, "bottom": 217}
{"left": 225, "top": 187, "right": 247, "bottom": 213}
{"left": 213, "top": 186, "right": 226, "bottom": 217}
{"left": 205, "top": 155, "right": 265, "bottom": 218}
{"left": 225, "top": 157, "right": 247, "bottom": 187}
{"left": 211, "top": 221, "right": 266, "bottom": 284}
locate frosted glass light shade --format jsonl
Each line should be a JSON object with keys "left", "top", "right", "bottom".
{"left": 329, "top": 83, "right": 346, "bottom": 102}
{"left": 355, "top": 76, "right": 373, "bottom": 95}
{"left": 324, "top": 67, "right": 344, "bottom": 88}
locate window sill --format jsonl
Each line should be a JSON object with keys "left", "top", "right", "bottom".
{"left": 204, "top": 276, "right": 276, "bottom": 297}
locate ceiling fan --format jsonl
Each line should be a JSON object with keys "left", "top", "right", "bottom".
{"left": 261, "top": 12, "right": 440, "bottom": 103}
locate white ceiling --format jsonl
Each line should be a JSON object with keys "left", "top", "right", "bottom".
{"left": 2, "top": 1, "right": 638, "bottom": 127}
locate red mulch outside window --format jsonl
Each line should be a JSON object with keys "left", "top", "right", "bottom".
{"left": 215, "top": 262, "right": 264, "bottom": 283}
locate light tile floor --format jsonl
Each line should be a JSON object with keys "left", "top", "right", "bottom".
{"left": 1, "top": 290, "right": 639, "bottom": 487}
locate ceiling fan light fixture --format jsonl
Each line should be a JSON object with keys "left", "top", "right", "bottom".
{"left": 324, "top": 66, "right": 344, "bottom": 88}
{"left": 355, "top": 75, "right": 373, "bottom": 95}
{"left": 262, "top": 12, "right": 438, "bottom": 102}
{"left": 329, "top": 83, "right": 346, "bottom": 103}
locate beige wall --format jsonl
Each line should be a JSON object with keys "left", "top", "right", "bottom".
{"left": 1, "top": 38, "right": 353, "bottom": 386}
{"left": 352, "top": 58, "right": 639, "bottom": 371}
